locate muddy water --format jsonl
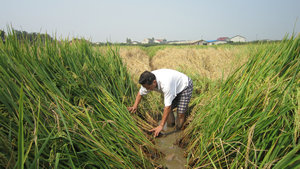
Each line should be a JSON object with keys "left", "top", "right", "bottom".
{"left": 155, "top": 124, "right": 186, "bottom": 169}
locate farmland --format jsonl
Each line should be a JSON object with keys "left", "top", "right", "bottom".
{"left": 0, "top": 31, "right": 299, "bottom": 168}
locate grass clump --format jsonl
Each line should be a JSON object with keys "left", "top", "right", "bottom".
{"left": 0, "top": 30, "right": 157, "bottom": 168}
{"left": 182, "top": 35, "right": 300, "bottom": 168}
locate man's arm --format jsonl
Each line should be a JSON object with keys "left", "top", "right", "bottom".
{"left": 159, "top": 106, "right": 172, "bottom": 128}
{"left": 149, "top": 105, "right": 172, "bottom": 137}
{"left": 127, "top": 92, "right": 142, "bottom": 113}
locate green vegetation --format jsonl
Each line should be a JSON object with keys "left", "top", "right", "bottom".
{"left": 140, "top": 46, "right": 167, "bottom": 60}
{"left": 183, "top": 35, "right": 300, "bottom": 168}
{"left": 0, "top": 28, "right": 299, "bottom": 168}
{"left": 0, "top": 30, "right": 157, "bottom": 168}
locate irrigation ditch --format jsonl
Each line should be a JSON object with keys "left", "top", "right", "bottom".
{"left": 120, "top": 44, "right": 245, "bottom": 168}
{"left": 130, "top": 46, "right": 190, "bottom": 168}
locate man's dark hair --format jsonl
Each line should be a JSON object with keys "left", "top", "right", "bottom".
{"left": 139, "top": 71, "right": 156, "bottom": 85}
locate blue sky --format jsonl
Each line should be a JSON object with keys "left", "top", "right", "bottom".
{"left": 1, "top": 0, "right": 299, "bottom": 42}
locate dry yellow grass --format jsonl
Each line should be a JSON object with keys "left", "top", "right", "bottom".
{"left": 119, "top": 47, "right": 151, "bottom": 81}
{"left": 98, "top": 45, "right": 250, "bottom": 81}
{"left": 151, "top": 46, "right": 249, "bottom": 80}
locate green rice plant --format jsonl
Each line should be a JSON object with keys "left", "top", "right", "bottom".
{"left": 17, "top": 85, "right": 24, "bottom": 169}
{"left": 0, "top": 29, "right": 157, "bottom": 168}
{"left": 183, "top": 34, "right": 300, "bottom": 168}
{"left": 140, "top": 45, "right": 167, "bottom": 60}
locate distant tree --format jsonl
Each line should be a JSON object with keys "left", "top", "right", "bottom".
{"left": 0, "top": 30, "right": 5, "bottom": 43}
{"left": 10, "top": 29, "right": 53, "bottom": 43}
{"left": 126, "top": 38, "right": 132, "bottom": 44}
{"left": 39, "top": 33, "right": 53, "bottom": 42}
{"left": 13, "top": 30, "right": 23, "bottom": 39}
{"left": 149, "top": 37, "right": 155, "bottom": 44}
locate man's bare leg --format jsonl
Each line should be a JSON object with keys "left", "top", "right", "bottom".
{"left": 167, "top": 111, "right": 175, "bottom": 127}
{"left": 176, "top": 113, "right": 185, "bottom": 130}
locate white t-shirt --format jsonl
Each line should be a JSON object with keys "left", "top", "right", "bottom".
{"left": 139, "top": 69, "right": 189, "bottom": 107}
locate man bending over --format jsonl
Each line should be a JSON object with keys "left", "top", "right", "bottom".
{"left": 128, "top": 69, "right": 193, "bottom": 137}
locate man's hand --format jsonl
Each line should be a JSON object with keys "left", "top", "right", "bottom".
{"left": 127, "top": 106, "right": 137, "bottom": 113}
{"left": 128, "top": 92, "right": 142, "bottom": 113}
{"left": 149, "top": 125, "right": 163, "bottom": 137}
{"left": 148, "top": 106, "right": 171, "bottom": 137}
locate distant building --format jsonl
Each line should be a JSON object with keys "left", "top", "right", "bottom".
{"left": 214, "top": 40, "right": 227, "bottom": 45}
{"left": 142, "top": 38, "right": 167, "bottom": 44}
{"left": 206, "top": 40, "right": 217, "bottom": 45}
{"left": 132, "top": 41, "right": 140, "bottom": 44}
{"left": 230, "top": 35, "right": 246, "bottom": 42}
{"left": 142, "top": 38, "right": 156, "bottom": 44}
{"left": 154, "top": 39, "right": 167, "bottom": 44}
{"left": 191, "top": 40, "right": 207, "bottom": 45}
{"left": 206, "top": 40, "right": 228, "bottom": 45}
{"left": 168, "top": 40, "right": 206, "bottom": 45}
{"left": 217, "top": 37, "right": 230, "bottom": 41}
{"left": 142, "top": 38, "right": 151, "bottom": 44}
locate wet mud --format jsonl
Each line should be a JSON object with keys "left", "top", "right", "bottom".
{"left": 155, "top": 124, "right": 186, "bottom": 169}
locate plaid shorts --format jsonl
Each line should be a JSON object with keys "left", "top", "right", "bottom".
{"left": 171, "top": 78, "right": 193, "bottom": 114}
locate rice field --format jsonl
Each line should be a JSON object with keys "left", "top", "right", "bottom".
{"left": 0, "top": 29, "right": 299, "bottom": 168}
{"left": 118, "top": 37, "right": 300, "bottom": 168}
{"left": 0, "top": 30, "right": 159, "bottom": 168}
{"left": 180, "top": 36, "right": 300, "bottom": 168}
